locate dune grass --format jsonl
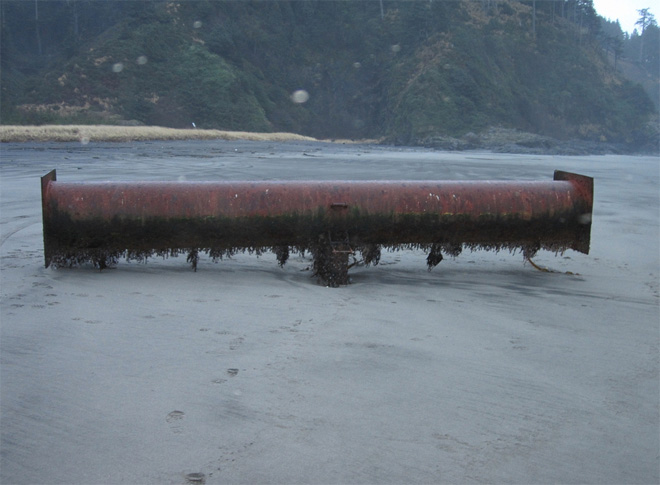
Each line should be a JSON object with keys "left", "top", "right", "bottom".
{"left": 0, "top": 125, "right": 317, "bottom": 143}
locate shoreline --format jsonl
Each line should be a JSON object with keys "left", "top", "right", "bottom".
{"left": 1, "top": 124, "right": 656, "bottom": 155}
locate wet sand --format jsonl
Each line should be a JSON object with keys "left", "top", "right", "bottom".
{"left": 1, "top": 140, "right": 658, "bottom": 484}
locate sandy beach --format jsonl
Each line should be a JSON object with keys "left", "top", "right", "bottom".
{"left": 0, "top": 125, "right": 318, "bottom": 143}
{"left": 1, "top": 138, "right": 658, "bottom": 484}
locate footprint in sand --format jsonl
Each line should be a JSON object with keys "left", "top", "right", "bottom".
{"left": 185, "top": 472, "right": 206, "bottom": 483}
{"left": 229, "top": 337, "right": 244, "bottom": 350}
{"left": 166, "top": 410, "right": 185, "bottom": 434}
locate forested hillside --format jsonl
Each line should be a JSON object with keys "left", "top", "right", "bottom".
{"left": 1, "top": 0, "right": 657, "bottom": 151}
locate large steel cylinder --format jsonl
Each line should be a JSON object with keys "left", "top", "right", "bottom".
{"left": 41, "top": 169, "right": 592, "bottom": 284}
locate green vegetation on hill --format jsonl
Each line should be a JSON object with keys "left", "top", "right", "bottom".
{"left": 1, "top": 0, "right": 657, "bottom": 151}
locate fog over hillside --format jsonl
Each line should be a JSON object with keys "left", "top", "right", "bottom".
{"left": 1, "top": 1, "right": 658, "bottom": 152}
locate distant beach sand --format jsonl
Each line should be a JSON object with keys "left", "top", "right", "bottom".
{"left": 0, "top": 125, "right": 318, "bottom": 143}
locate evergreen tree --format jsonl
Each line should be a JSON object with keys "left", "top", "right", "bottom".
{"left": 635, "top": 8, "right": 657, "bottom": 63}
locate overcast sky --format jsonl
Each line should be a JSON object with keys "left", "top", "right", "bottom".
{"left": 592, "top": 0, "right": 656, "bottom": 34}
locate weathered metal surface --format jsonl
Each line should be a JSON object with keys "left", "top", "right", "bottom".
{"left": 41, "top": 169, "right": 592, "bottom": 285}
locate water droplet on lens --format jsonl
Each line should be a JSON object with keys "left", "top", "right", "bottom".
{"left": 578, "top": 213, "right": 592, "bottom": 224}
{"left": 291, "top": 89, "right": 310, "bottom": 104}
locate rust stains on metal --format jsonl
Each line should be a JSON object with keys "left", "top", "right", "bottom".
{"left": 41, "top": 170, "right": 593, "bottom": 286}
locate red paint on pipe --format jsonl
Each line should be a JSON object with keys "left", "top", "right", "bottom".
{"left": 44, "top": 179, "right": 587, "bottom": 221}
{"left": 41, "top": 170, "right": 593, "bottom": 271}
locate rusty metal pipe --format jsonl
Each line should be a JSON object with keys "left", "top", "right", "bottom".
{"left": 41, "top": 170, "right": 592, "bottom": 284}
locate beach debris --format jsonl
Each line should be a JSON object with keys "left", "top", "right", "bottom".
{"left": 526, "top": 257, "right": 579, "bottom": 275}
{"left": 41, "top": 170, "right": 593, "bottom": 286}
